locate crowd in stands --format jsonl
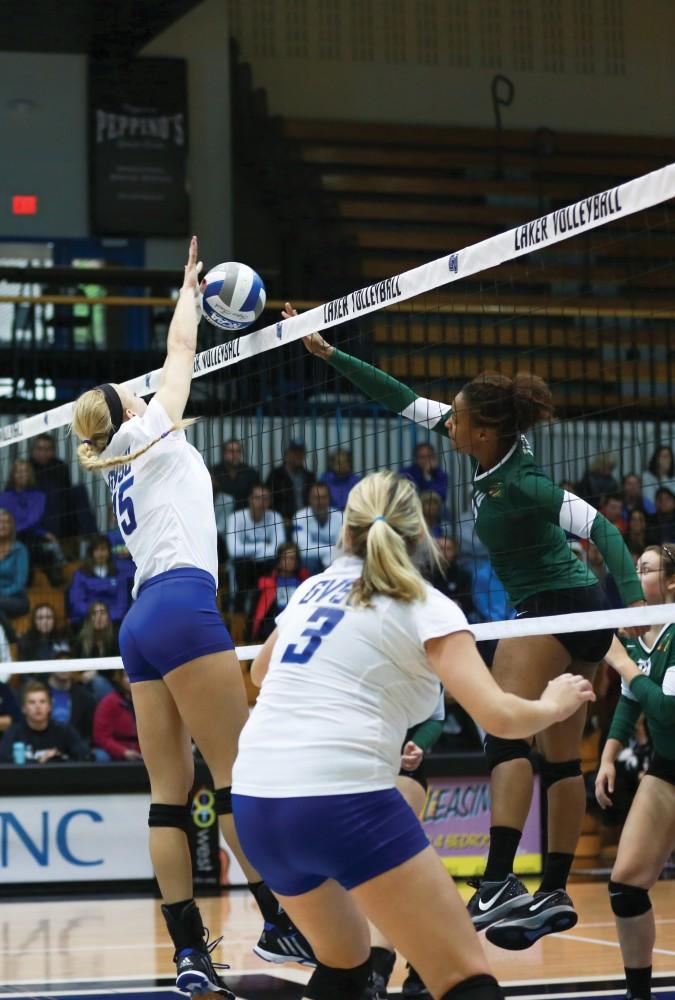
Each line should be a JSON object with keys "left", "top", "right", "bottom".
{"left": 0, "top": 431, "right": 672, "bottom": 767}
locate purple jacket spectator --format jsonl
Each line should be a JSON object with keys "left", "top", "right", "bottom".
{"left": 400, "top": 442, "right": 448, "bottom": 504}
{"left": 0, "top": 459, "right": 53, "bottom": 540}
{"left": 68, "top": 570, "right": 129, "bottom": 624}
{"left": 319, "top": 448, "right": 360, "bottom": 511}
{"left": 68, "top": 535, "right": 130, "bottom": 625}
{"left": 319, "top": 469, "right": 360, "bottom": 511}
{"left": 0, "top": 489, "right": 47, "bottom": 538}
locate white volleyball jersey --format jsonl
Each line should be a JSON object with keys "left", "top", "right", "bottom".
{"left": 101, "top": 397, "right": 218, "bottom": 598}
{"left": 232, "top": 555, "right": 472, "bottom": 797}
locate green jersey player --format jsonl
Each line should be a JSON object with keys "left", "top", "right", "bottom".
{"left": 596, "top": 543, "right": 675, "bottom": 1000}
{"left": 291, "top": 303, "right": 645, "bottom": 951}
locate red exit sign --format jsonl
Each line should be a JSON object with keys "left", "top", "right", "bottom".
{"left": 12, "top": 195, "right": 38, "bottom": 215}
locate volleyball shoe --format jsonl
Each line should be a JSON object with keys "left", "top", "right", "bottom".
{"left": 466, "top": 873, "right": 533, "bottom": 930}
{"left": 485, "top": 888, "right": 578, "bottom": 950}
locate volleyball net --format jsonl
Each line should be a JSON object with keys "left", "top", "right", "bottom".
{"left": 1, "top": 163, "right": 674, "bottom": 677}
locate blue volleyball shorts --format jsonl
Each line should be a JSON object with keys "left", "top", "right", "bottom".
{"left": 232, "top": 787, "right": 430, "bottom": 895}
{"left": 119, "top": 567, "right": 234, "bottom": 683}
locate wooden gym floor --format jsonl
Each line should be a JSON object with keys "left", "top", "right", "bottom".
{"left": 1, "top": 880, "right": 675, "bottom": 999}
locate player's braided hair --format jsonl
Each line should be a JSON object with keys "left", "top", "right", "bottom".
{"left": 71, "top": 388, "right": 196, "bottom": 472}
{"left": 343, "top": 471, "right": 440, "bottom": 608}
{"left": 462, "top": 371, "right": 554, "bottom": 436}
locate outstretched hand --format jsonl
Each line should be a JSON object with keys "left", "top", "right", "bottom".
{"left": 541, "top": 672, "right": 596, "bottom": 724}
{"left": 182, "top": 235, "right": 203, "bottom": 292}
{"left": 282, "top": 301, "right": 334, "bottom": 359}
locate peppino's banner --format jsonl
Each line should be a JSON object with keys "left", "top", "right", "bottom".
{"left": 421, "top": 775, "right": 542, "bottom": 876}
{"left": 89, "top": 57, "right": 189, "bottom": 237}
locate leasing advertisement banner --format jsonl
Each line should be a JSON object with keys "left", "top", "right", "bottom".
{"left": 421, "top": 775, "right": 542, "bottom": 876}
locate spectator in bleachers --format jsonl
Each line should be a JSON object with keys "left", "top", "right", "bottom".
{"left": 251, "top": 543, "right": 310, "bottom": 641}
{"left": 577, "top": 452, "right": 619, "bottom": 506}
{"left": 600, "top": 493, "right": 628, "bottom": 535}
{"left": 0, "top": 508, "right": 29, "bottom": 622}
{"left": 400, "top": 441, "right": 448, "bottom": 505}
{"left": 424, "top": 535, "right": 475, "bottom": 619}
{"left": 420, "top": 490, "right": 449, "bottom": 539}
{"left": 319, "top": 448, "right": 360, "bottom": 511}
{"left": 226, "top": 485, "right": 286, "bottom": 612}
{"left": 0, "top": 459, "right": 65, "bottom": 585}
{"left": 28, "top": 433, "right": 97, "bottom": 550}
{"left": 0, "top": 680, "right": 20, "bottom": 733}
{"left": 646, "top": 485, "right": 675, "bottom": 544}
{"left": 266, "top": 440, "right": 314, "bottom": 523}
{"left": 209, "top": 438, "right": 259, "bottom": 510}
{"left": 0, "top": 680, "right": 89, "bottom": 763}
{"left": 92, "top": 669, "right": 142, "bottom": 761}
{"left": 212, "top": 476, "right": 235, "bottom": 562}
{"left": 621, "top": 472, "right": 655, "bottom": 520}
{"left": 17, "top": 602, "right": 70, "bottom": 661}
{"left": 625, "top": 509, "right": 648, "bottom": 559}
{"left": 455, "top": 507, "right": 489, "bottom": 562}
{"left": 47, "top": 670, "right": 96, "bottom": 749}
{"left": 28, "top": 432, "right": 72, "bottom": 537}
{"left": 292, "top": 482, "right": 343, "bottom": 574}
{"left": 67, "top": 535, "right": 130, "bottom": 626}
{"left": 467, "top": 556, "right": 513, "bottom": 624}
{"left": 642, "top": 444, "right": 674, "bottom": 506}
{"left": 72, "top": 601, "right": 119, "bottom": 659}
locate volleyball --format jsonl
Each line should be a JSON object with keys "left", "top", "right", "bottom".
{"left": 201, "top": 261, "right": 266, "bottom": 331}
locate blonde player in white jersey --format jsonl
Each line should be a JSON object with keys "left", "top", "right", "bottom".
{"left": 231, "top": 470, "right": 596, "bottom": 1000}
{"left": 70, "top": 237, "right": 313, "bottom": 998}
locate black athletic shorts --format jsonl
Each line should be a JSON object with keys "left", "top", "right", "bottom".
{"left": 646, "top": 752, "right": 675, "bottom": 787}
{"left": 515, "top": 583, "right": 614, "bottom": 662}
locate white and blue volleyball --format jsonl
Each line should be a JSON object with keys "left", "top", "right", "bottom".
{"left": 201, "top": 262, "right": 266, "bottom": 331}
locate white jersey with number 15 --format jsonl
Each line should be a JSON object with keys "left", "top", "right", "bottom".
{"left": 101, "top": 397, "right": 218, "bottom": 598}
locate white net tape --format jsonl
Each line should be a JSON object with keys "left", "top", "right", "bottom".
{"left": 1, "top": 163, "right": 673, "bottom": 448}
{"left": 6, "top": 602, "right": 675, "bottom": 673}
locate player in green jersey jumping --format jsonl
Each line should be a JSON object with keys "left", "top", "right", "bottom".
{"left": 291, "top": 304, "right": 645, "bottom": 952}
{"left": 595, "top": 543, "right": 675, "bottom": 1000}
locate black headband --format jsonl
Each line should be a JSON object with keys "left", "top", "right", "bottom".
{"left": 97, "top": 384, "right": 124, "bottom": 442}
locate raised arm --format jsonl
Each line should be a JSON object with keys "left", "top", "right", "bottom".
{"left": 286, "top": 303, "right": 450, "bottom": 436}
{"left": 155, "top": 236, "right": 203, "bottom": 423}
{"left": 425, "top": 630, "right": 595, "bottom": 738}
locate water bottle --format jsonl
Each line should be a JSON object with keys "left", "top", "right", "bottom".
{"left": 12, "top": 741, "right": 26, "bottom": 765}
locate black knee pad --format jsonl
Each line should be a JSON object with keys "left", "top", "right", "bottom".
{"left": 539, "top": 757, "right": 581, "bottom": 792}
{"left": 148, "top": 801, "right": 191, "bottom": 833}
{"left": 608, "top": 881, "right": 652, "bottom": 918}
{"left": 484, "top": 735, "right": 532, "bottom": 775}
{"left": 214, "top": 786, "right": 232, "bottom": 815}
{"left": 441, "top": 973, "right": 504, "bottom": 1000}
{"left": 303, "top": 958, "right": 370, "bottom": 1000}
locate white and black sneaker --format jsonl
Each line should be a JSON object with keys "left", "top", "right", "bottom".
{"left": 466, "top": 873, "right": 533, "bottom": 931}
{"left": 485, "top": 888, "right": 577, "bottom": 950}
{"left": 175, "top": 947, "right": 235, "bottom": 998}
{"left": 253, "top": 921, "right": 316, "bottom": 966}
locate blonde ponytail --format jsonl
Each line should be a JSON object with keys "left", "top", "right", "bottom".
{"left": 71, "top": 388, "right": 197, "bottom": 473}
{"left": 344, "top": 471, "right": 438, "bottom": 607}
